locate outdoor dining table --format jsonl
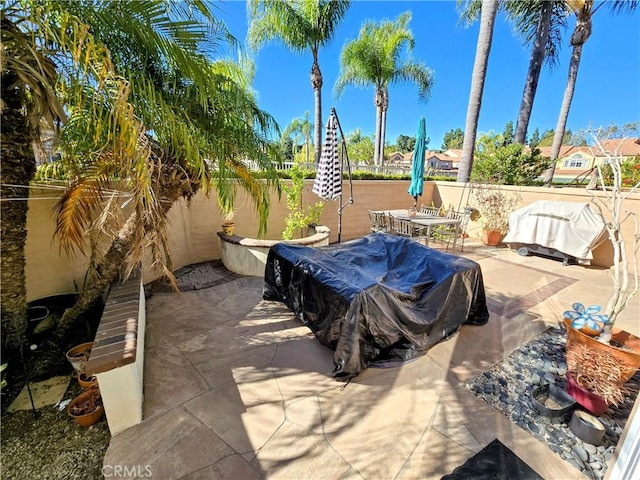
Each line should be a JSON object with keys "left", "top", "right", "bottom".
{"left": 372, "top": 209, "right": 463, "bottom": 251}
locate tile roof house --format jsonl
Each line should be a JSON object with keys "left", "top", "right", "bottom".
{"left": 538, "top": 138, "right": 640, "bottom": 183}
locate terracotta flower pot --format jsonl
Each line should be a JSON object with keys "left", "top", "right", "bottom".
{"left": 481, "top": 229, "right": 504, "bottom": 246}
{"left": 67, "top": 388, "right": 104, "bottom": 427}
{"left": 77, "top": 372, "right": 98, "bottom": 390}
{"left": 565, "top": 372, "right": 609, "bottom": 416}
{"left": 563, "top": 318, "right": 640, "bottom": 384}
{"left": 221, "top": 222, "right": 235, "bottom": 236}
{"left": 65, "top": 342, "right": 93, "bottom": 374}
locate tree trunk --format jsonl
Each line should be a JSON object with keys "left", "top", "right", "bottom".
{"left": 54, "top": 160, "right": 195, "bottom": 343}
{"left": 311, "top": 59, "right": 323, "bottom": 166}
{"left": 379, "top": 89, "right": 389, "bottom": 167}
{"left": 543, "top": 44, "right": 585, "bottom": 186}
{"left": 514, "top": 1, "right": 552, "bottom": 144}
{"left": 458, "top": 0, "right": 499, "bottom": 183}
{"left": 0, "top": 72, "right": 37, "bottom": 352}
{"left": 53, "top": 211, "right": 138, "bottom": 343}
{"left": 373, "top": 86, "right": 384, "bottom": 167}
{"left": 543, "top": 4, "right": 592, "bottom": 186}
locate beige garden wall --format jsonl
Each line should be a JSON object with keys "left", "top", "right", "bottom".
{"left": 24, "top": 180, "right": 638, "bottom": 301}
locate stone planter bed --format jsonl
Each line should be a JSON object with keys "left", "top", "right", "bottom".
{"left": 463, "top": 326, "right": 639, "bottom": 480}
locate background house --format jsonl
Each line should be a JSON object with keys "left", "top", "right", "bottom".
{"left": 539, "top": 138, "right": 640, "bottom": 184}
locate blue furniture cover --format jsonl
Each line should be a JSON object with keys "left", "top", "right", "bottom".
{"left": 263, "top": 233, "right": 489, "bottom": 380}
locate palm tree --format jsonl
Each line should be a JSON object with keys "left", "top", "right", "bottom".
{"left": 505, "top": 0, "right": 569, "bottom": 144}
{"left": 334, "top": 12, "right": 434, "bottom": 167}
{"left": 458, "top": 0, "right": 499, "bottom": 182}
{"left": 248, "top": 0, "right": 351, "bottom": 165}
{"left": 2, "top": 1, "right": 282, "bottom": 348}
{"left": 282, "top": 111, "right": 314, "bottom": 167}
{"left": 1, "top": 1, "right": 116, "bottom": 351}
{"left": 543, "top": 0, "right": 639, "bottom": 185}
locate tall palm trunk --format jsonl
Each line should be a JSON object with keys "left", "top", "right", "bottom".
{"left": 514, "top": 1, "right": 553, "bottom": 144}
{"left": 0, "top": 72, "right": 37, "bottom": 352}
{"left": 373, "top": 86, "right": 384, "bottom": 166}
{"left": 544, "top": 3, "right": 592, "bottom": 186}
{"left": 379, "top": 88, "right": 389, "bottom": 166}
{"left": 311, "top": 56, "right": 323, "bottom": 166}
{"left": 458, "top": 0, "right": 499, "bottom": 183}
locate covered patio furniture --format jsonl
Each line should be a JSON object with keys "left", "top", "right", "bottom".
{"left": 263, "top": 233, "right": 490, "bottom": 380}
{"left": 503, "top": 200, "right": 607, "bottom": 265}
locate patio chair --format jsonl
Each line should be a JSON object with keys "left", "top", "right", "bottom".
{"left": 440, "top": 210, "right": 472, "bottom": 252}
{"left": 368, "top": 210, "right": 389, "bottom": 233}
{"left": 419, "top": 204, "right": 440, "bottom": 216}
{"left": 389, "top": 214, "right": 426, "bottom": 242}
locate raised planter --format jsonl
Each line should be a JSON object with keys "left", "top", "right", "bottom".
{"left": 218, "top": 225, "right": 330, "bottom": 277}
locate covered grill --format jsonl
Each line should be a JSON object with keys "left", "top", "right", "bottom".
{"left": 502, "top": 200, "right": 607, "bottom": 265}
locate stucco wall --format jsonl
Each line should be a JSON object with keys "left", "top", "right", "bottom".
{"left": 24, "top": 181, "right": 639, "bottom": 301}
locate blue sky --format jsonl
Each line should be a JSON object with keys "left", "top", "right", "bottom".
{"left": 216, "top": 0, "right": 640, "bottom": 149}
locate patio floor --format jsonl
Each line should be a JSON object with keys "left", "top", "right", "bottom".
{"left": 104, "top": 240, "right": 639, "bottom": 479}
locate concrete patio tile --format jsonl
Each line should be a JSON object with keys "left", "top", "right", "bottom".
{"left": 395, "top": 428, "right": 476, "bottom": 480}
{"left": 103, "top": 406, "right": 215, "bottom": 470}
{"left": 320, "top": 381, "right": 442, "bottom": 480}
{"left": 184, "top": 382, "right": 257, "bottom": 457}
{"left": 185, "top": 372, "right": 286, "bottom": 459}
{"left": 429, "top": 401, "right": 483, "bottom": 452}
{"left": 146, "top": 419, "right": 235, "bottom": 480}
{"left": 181, "top": 454, "right": 262, "bottom": 480}
{"left": 255, "top": 422, "right": 352, "bottom": 480}
{"left": 284, "top": 395, "right": 325, "bottom": 435}
{"left": 143, "top": 335, "right": 209, "bottom": 419}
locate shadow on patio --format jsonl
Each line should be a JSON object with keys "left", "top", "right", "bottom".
{"left": 104, "top": 243, "right": 638, "bottom": 479}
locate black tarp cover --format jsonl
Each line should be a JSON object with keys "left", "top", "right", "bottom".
{"left": 263, "top": 233, "right": 489, "bottom": 379}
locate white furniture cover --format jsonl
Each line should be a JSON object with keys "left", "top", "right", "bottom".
{"left": 502, "top": 200, "right": 607, "bottom": 260}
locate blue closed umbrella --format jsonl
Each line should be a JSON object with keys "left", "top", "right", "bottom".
{"left": 408, "top": 117, "right": 427, "bottom": 208}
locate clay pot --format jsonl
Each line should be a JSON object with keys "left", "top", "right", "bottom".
{"left": 67, "top": 388, "right": 104, "bottom": 427}
{"left": 221, "top": 222, "right": 235, "bottom": 236}
{"left": 78, "top": 373, "right": 98, "bottom": 390}
{"left": 565, "top": 372, "right": 609, "bottom": 416}
{"left": 564, "top": 318, "right": 640, "bottom": 384}
{"left": 65, "top": 342, "right": 93, "bottom": 374}
{"left": 481, "top": 229, "right": 504, "bottom": 246}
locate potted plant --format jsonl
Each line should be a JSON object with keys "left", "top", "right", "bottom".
{"left": 220, "top": 209, "right": 236, "bottom": 237}
{"left": 470, "top": 183, "right": 521, "bottom": 245}
{"left": 281, "top": 163, "right": 323, "bottom": 240}
{"left": 65, "top": 342, "right": 93, "bottom": 374}
{"left": 67, "top": 387, "right": 104, "bottom": 427}
{"left": 563, "top": 138, "right": 640, "bottom": 410}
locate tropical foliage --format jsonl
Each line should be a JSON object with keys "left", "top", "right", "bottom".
{"left": 248, "top": 0, "right": 351, "bottom": 164}
{"left": 334, "top": 11, "right": 434, "bottom": 167}
{"left": 281, "top": 164, "right": 323, "bottom": 240}
{"left": 2, "top": 0, "right": 282, "bottom": 350}
{"left": 281, "top": 111, "right": 313, "bottom": 167}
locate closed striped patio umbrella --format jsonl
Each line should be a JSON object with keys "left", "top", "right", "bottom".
{"left": 312, "top": 111, "right": 341, "bottom": 201}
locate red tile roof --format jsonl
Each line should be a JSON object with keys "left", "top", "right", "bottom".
{"left": 537, "top": 138, "right": 640, "bottom": 158}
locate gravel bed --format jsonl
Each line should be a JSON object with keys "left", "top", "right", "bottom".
{"left": 0, "top": 381, "right": 110, "bottom": 480}
{"left": 463, "top": 326, "right": 638, "bottom": 480}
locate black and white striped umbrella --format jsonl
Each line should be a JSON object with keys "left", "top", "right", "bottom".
{"left": 312, "top": 111, "right": 341, "bottom": 201}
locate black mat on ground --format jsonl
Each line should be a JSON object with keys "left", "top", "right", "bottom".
{"left": 463, "top": 326, "right": 639, "bottom": 480}
{"left": 442, "top": 438, "right": 543, "bottom": 480}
